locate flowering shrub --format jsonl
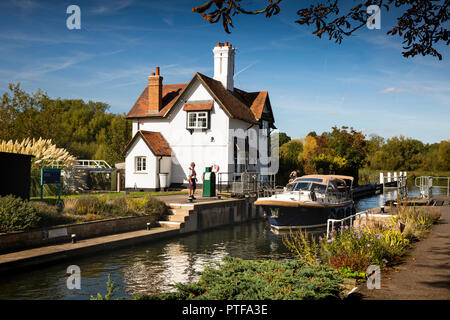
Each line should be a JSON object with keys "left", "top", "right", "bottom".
{"left": 320, "top": 224, "right": 408, "bottom": 272}
{"left": 284, "top": 206, "right": 441, "bottom": 276}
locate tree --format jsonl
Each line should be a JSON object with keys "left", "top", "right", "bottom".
{"left": 299, "top": 126, "right": 368, "bottom": 184}
{"left": 278, "top": 132, "right": 291, "bottom": 146}
{"left": 0, "top": 83, "right": 132, "bottom": 166}
{"left": 278, "top": 139, "right": 303, "bottom": 184}
{"left": 193, "top": 0, "right": 449, "bottom": 60}
{"left": 437, "top": 140, "right": 450, "bottom": 170}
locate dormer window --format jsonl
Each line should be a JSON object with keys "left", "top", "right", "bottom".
{"left": 183, "top": 101, "right": 213, "bottom": 131}
{"left": 187, "top": 111, "right": 208, "bottom": 129}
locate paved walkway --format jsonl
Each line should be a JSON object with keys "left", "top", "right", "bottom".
{"left": 357, "top": 200, "right": 450, "bottom": 300}
{"left": 0, "top": 226, "right": 179, "bottom": 274}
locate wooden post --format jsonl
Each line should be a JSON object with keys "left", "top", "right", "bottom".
{"left": 117, "top": 171, "right": 120, "bottom": 192}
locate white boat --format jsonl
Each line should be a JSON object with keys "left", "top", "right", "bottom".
{"left": 254, "top": 175, "right": 355, "bottom": 230}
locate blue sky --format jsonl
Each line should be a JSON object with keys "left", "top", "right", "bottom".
{"left": 0, "top": 0, "right": 449, "bottom": 144}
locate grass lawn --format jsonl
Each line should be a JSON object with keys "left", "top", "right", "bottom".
{"left": 31, "top": 190, "right": 187, "bottom": 202}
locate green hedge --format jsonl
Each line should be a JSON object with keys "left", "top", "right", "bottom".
{"left": 0, "top": 195, "right": 41, "bottom": 232}
{"left": 136, "top": 256, "right": 344, "bottom": 300}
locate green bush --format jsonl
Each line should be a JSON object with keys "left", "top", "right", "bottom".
{"left": 0, "top": 195, "right": 41, "bottom": 232}
{"left": 30, "top": 201, "right": 75, "bottom": 227}
{"left": 136, "top": 256, "right": 343, "bottom": 300}
{"left": 71, "top": 196, "right": 109, "bottom": 215}
{"left": 143, "top": 196, "right": 168, "bottom": 220}
{"left": 109, "top": 196, "right": 130, "bottom": 216}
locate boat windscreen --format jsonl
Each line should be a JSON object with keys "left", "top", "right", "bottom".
{"left": 293, "top": 182, "right": 311, "bottom": 191}
{"left": 295, "top": 178, "right": 323, "bottom": 183}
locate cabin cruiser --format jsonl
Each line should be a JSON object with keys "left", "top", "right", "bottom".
{"left": 254, "top": 175, "right": 355, "bottom": 231}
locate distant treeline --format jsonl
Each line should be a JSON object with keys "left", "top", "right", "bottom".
{"left": 0, "top": 83, "right": 131, "bottom": 166}
{"left": 276, "top": 127, "right": 449, "bottom": 185}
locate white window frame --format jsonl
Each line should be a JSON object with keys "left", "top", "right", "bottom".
{"left": 187, "top": 111, "right": 208, "bottom": 129}
{"left": 135, "top": 156, "right": 147, "bottom": 173}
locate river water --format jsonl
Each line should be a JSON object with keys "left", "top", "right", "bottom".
{"left": 0, "top": 187, "right": 433, "bottom": 300}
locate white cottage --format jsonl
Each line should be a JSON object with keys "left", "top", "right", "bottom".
{"left": 122, "top": 42, "right": 276, "bottom": 191}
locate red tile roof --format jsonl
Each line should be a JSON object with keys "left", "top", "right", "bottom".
{"left": 183, "top": 101, "right": 214, "bottom": 111}
{"left": 121, "top": 130, "right": 172, "bottom": 157}
{"left": 126, "top": 84, "right": 188, "bottom": 119}
{"left": 126, "top": 73, "right": 273, "bottom": 125}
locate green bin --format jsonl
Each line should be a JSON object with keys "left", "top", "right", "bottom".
{"left": 202, "top": 167, "right": 216, "bottom": 197}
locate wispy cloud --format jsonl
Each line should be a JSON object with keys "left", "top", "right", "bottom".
{"left": 0, "top": 31, "right": 91, "bottom": 45}
{"left": 379, "top": 87, "right": 406, "bottom": 94}
{"left": 90, "top": 0, "right": 134, "bottom": 15}
{"left": 163, "top": 17, "right": 174, "bottom": 26}
{"left": 234, "top": 61, "right": 259, "bottom": 79}
{"left": 13, "top": 53, "right": 94, "bottom": 80}
{"left": 9, "top": 0, "right": 40, "bottom": 10}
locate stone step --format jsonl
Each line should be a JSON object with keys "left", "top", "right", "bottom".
{"left": 157, "top": 221, "right": 183, "bottom": 229}
{"left": 168, "top": 214, "right": 190, "bottom": 222}
{"left": 168, "top": 207, "right": 191, "bottom": 215}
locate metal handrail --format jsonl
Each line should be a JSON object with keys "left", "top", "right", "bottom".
{"left": 415, "top": 176, "right": 450, "bottom": 197}
{"left": 326, "top": 211, "right": 369, "bottom": 238}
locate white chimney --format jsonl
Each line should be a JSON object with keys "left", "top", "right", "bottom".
{"left": 213, "top": 42, "right": 235, "bottom": 91}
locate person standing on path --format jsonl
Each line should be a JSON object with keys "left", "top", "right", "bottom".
{"left": 188, "top": 162, "right": 197, "bottom": 200}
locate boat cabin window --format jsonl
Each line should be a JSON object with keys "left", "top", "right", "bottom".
{"left": 328, "top": 179, "right": 348, "bottom": 192}
{"left": 311, "top": 183, "right": 327, "bottom": 193}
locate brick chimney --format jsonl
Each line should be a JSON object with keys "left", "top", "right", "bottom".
{"left": 147, "top": 66, "right": 163, "bottom": 113}
{"left": 213, "top": 42, "right": 235, "bottom": 91}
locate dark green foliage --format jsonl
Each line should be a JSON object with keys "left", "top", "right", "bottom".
{"left": 143, "top": 196, "right": 169, "bottom": 220}
{"left": 0, "top": 195, "right": 40, "bottom": 232}
{"left": 277, "top": 132, "right": 291, "bottom": 146}
{"left": 366, "top": 135, "right": 450, "bottom": 171}
{"left": 29, "top": 201, "right": 75, "bottom": 227}
{"left": 136, "top": 256, "right": 344, "bottom": 300}
{"left": 277, "top": 139, "right": 303, "bottom": 184}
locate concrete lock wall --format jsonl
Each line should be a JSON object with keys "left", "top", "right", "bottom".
{"left": 182, "top": 198, "right": 262, "bottom": 232}
{"left": 0, "top": 215, "right": 156, "bottom": 253}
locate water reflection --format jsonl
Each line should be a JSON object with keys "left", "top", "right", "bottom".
{"left": 0, "top": 187, "right": 431, "bottom": 300}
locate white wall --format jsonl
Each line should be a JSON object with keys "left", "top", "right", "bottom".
{"left": 124, "top": 136, "right": 158, "bottom": 189}
{"left": 133, "top": 79, "right": 233, "bottom": 185}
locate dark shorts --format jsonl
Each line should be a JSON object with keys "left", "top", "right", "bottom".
{"left": 188, "top": 180, "right": 196, "bottom": 190}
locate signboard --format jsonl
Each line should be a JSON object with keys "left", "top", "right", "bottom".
{"left": 41, "top": 168, "right": 61, "bottom": 185}
{"left": 40, "top": 168, "right": 62, "bottom": 200}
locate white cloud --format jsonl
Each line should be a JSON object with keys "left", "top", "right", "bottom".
{"left": 379, "top": 87, "right": 406, "bottom": 94}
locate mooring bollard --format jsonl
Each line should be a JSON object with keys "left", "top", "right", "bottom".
{"left": 217, "top": 195, "right": 222, "bottom": 200}
{"left": 380, "top": 206, "right": 385, "bottom": 213}
{"left": 71, "top": 234, "right": 77, "bottom": 244}
{"left": 146, "top": 222, "right": 150, "bottom": 231}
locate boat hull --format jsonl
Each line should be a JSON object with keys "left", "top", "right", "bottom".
{"left": 260, "top": 201, "right": 354, "bottom": 230}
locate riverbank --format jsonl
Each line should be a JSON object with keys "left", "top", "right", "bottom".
{"left": 0, "top": 194, "right": 261, "bottom": 274}
{"left": 355, "top": 196, "right": 450, "bottom": 300}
